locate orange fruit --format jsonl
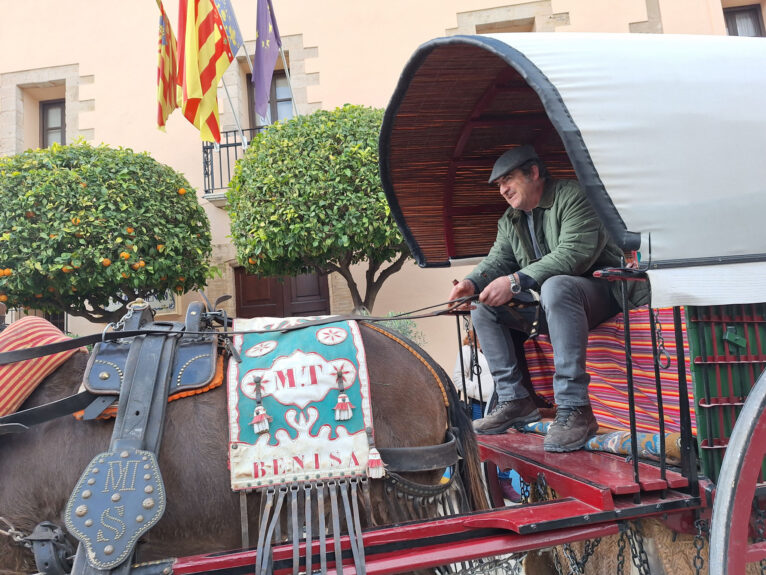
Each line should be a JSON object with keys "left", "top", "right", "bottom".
{"left": 126, "top": 227, "right": 134, "bottom": 234}
{"left": 71, "top": 216, "right": 81, "bottom": 225}
{"left": 178, "top": 188, "right": 187, "bottom": 195}
{"left": 35, "top": 293, "right": 43, "bottom": 298}
{"left": 156, "top": 244, "right": 165, "bottom": 252}
{"left": 121, "top": 272, "right": 130, "bottom": 278}
{"left": 119, "top": 251, "right": 131, "bottom": 260}
{"left": 177, "top": 276, "right": 185, "bottom": 282}
{"left": 0, "top": 294, "right": 7, "bottom": 302}
{"left": 49, "top": 234, "right": 57, "bottom": 239}
{"left": 25, "top": 211, "right": 35, "bottom": 219}
{"left": 175, "top": 285, "right": 184, "bottom": 293}
{"left": 101, "top": 258, "right": 112, "bottom": 267}
{"left": 138, "top": 260, "right": 146, "bottom": 268}
{"left": 61, "top": 265, "right": 73, "bottom": 273}
{"left": 71, "top": 287, "right": 77, "bottom": 292}
{"left": 74, "top": 232, "right": 84, "bottom": 238}
{"left": 248, "top": 257, "right": 257, "bottom": 265}
{"left": 47, "top": 286, "right": 56, "bottom": 293}
{"left": 3, "top": 269, "right": 11, "bottom": 276}
{"left": 131, "top": 263, "right": 140, "bottom": 271}
{"left": 80, "top": 182, "right": 87, "bottom": 188}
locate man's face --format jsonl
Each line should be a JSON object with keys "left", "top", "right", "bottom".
{"left": 495, "top": 165, "right": 542, "bottom": 211}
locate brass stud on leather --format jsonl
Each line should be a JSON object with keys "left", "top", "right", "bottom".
{"left": 75, "top": 505, "right": 88, "bottom": 517}
{"left": 87, "top": 478, "right": 95, "bottom": 485}
{"left": 99, "top": 371, "right": 110, "bottom": 380}
{"left": 144, "top": 485, "right": 154, "bottom": 494}
{"left": 84, "top": 519, "right": 93, "bottom": 527}
{"left": 144, "top": 474, "right": 151, "bottom": 480}
{"left": 136, "top": 515, "right": 144, "bottom": 523}
{"left": 142, "top": 498, "right": 155, "bottom": 509}
{"left": 104, "top": 545, "right": 114, "bottom": 555}
{"left": 111, "top": 493, "right": 121, "bottom": 502}
{"left": 120, "top": 450, "right": 129, "bottom": 458}
{"left": 82, "top": 490, "right": 92, "bottom": 499}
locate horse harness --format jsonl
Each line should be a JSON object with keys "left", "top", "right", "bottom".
{"left": 0, "top": 300, "right": 467, "bottom": 575}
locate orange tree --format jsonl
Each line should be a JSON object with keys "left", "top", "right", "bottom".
{"left": 227, "top": 105, "right": 409, "bottom": 312}
{"left": 0, "top": 142, "right": 212, "bottom": 323}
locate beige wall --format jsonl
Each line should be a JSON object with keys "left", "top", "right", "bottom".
{"left": 0, "top": 0, "right": 744, "bottom": 370}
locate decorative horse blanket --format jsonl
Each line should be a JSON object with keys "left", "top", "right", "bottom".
{"left": 227, "top": 317, "right": 376, "bottom": 491}
{"left": 0, "top": 316, "right": 85, "bottom": 417}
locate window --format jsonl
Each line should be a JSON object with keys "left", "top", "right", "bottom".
{"left": 39, "top": 99, "right": 67, "bottom": 331}
{"left": 247, "top": 71, "right": 294, "bottom": 129}
{"left": 40, "top": 99, "right": 66, "bottom": 147}
{"left": 724, "top": 5, "right": 765, "bottom": 36}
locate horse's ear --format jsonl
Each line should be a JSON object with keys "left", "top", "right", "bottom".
{"left": 213, "top": 295, "right": 232, "bottom": 311}
{"left": 196, "top": 291, "right": 213, "bottom": 311}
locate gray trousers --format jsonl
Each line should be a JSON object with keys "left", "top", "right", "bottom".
{"left": 471, "top": 275, "right": 620, "bottom": 408}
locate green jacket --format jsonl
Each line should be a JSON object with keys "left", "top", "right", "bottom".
{"left": 466, "top": 178, "right": 648, "bottom": 308}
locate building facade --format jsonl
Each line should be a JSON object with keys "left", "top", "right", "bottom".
{"left": 0, "top": 0, "right": 761, "bottom": 368}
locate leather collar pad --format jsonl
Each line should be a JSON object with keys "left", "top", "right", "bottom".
{"left": 64, "top": 447, "right": 166, "bottom": 570}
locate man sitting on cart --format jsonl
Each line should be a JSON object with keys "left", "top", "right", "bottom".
{"left": 448, "top": 145, "right": 647, "bottom": 452}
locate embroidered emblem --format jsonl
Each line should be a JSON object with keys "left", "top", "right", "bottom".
{"left": 245, "top": 340, "right": 278, "bottom": 358}
{"left": 316, "top": 327, "right": 348, "bottom": 346}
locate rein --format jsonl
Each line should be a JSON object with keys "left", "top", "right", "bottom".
{"left": 0, "top": 295, "right": 480, "bottom": 367}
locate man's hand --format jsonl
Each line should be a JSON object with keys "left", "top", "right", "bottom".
{"left": 479, "top": 276, "right": 515, "bottom": 307}
{"left": 448, "top": 279, "right": 476, "bottom": 311}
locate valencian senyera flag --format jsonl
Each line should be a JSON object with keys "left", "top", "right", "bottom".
{"left": 177, "top": 0, "right": 244, "bottom": 142}
{"left": 156, "top": 0, "right": 181, "bottom": 130}
{"left": 253, "top": 0, "right": 282, "bottom": 123}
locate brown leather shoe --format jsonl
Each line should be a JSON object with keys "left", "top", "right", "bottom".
{"left": 473, "top": 396, "right": 541, "bottom": 435}
{"left": 543, "top": 405, "right": 599, "bottom": 452}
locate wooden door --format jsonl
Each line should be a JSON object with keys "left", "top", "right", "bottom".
{"left": 234, "top": 268, "right": 330, "bottom": 319}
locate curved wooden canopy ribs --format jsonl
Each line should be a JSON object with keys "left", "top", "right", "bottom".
{"left": 381, "top": 38, "right": 583, "bottom": 268}
{"left": 380, "top": 37, "right": 635, "bottom": 267}
{"left": 443, "top": 74, "right": 552, "bottom": 259}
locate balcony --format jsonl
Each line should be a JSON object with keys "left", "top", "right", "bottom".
{"left": 202, "top": 127, "right": 260, "bottom": 206}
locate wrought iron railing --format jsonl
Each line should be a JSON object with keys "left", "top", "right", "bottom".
{"left": 202, "top": 128, "right": 260, "bottom": 196}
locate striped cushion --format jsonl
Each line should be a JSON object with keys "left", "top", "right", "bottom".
{"left": 524, "top": 307, "right": 696, "bottom": 435}
{"left": 0, "top": 316, "right": 84, "bottom": 417}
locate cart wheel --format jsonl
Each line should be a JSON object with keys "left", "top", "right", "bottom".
{"left": 710, "top": 369, "right": 766, "bottom": 574}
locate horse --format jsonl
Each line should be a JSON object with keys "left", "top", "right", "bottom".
{"left": 0, "top": 320, "right": 487, "bottom": 574}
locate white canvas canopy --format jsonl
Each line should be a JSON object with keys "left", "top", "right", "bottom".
{"left": 380, "top": 33, "right": 766, "bottom": 307}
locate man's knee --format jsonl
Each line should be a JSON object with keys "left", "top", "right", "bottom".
{"left": 540, "top": 275, "right": 581, "bottom": 309}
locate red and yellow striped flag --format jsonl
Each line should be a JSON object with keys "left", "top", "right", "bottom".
{"left": 156, "top": 0, "right": 181, "bottom": 130}
{"left": 177, "top": 0, "right": 238, "bottom": 143}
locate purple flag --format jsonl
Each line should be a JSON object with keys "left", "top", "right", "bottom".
{"left": 253, "top": 0, "right": 282, "bottom": 122}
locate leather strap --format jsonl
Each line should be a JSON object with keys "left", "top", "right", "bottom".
{"left": 0, "top": 390, "right": 98, "bottom": 430}
{"left": 377, "top": 430, "right": 459, "bottom": 473}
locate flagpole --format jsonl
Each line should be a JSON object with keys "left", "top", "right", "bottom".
{"left": 279, "top": 48, "right": 299, "bottom": 117}
{"left": 221, "top": 77, "right": 248, "bottom": 151}
{"left": 266, "top": 0, "right": 299, "bottom": 117}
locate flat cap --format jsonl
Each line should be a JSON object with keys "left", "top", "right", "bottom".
{"left": 488, "top": 145, "right": 539, "bottom": 183}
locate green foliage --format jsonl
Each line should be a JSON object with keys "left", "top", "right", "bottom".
{"left": 227, "top": 104, "right": 409, "bottom": 311}
{"left": 0, "top": 142, "right": 212, "bottom": 322}
{"left": 379, "top": 312, "right": 427, "bottom": 347}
